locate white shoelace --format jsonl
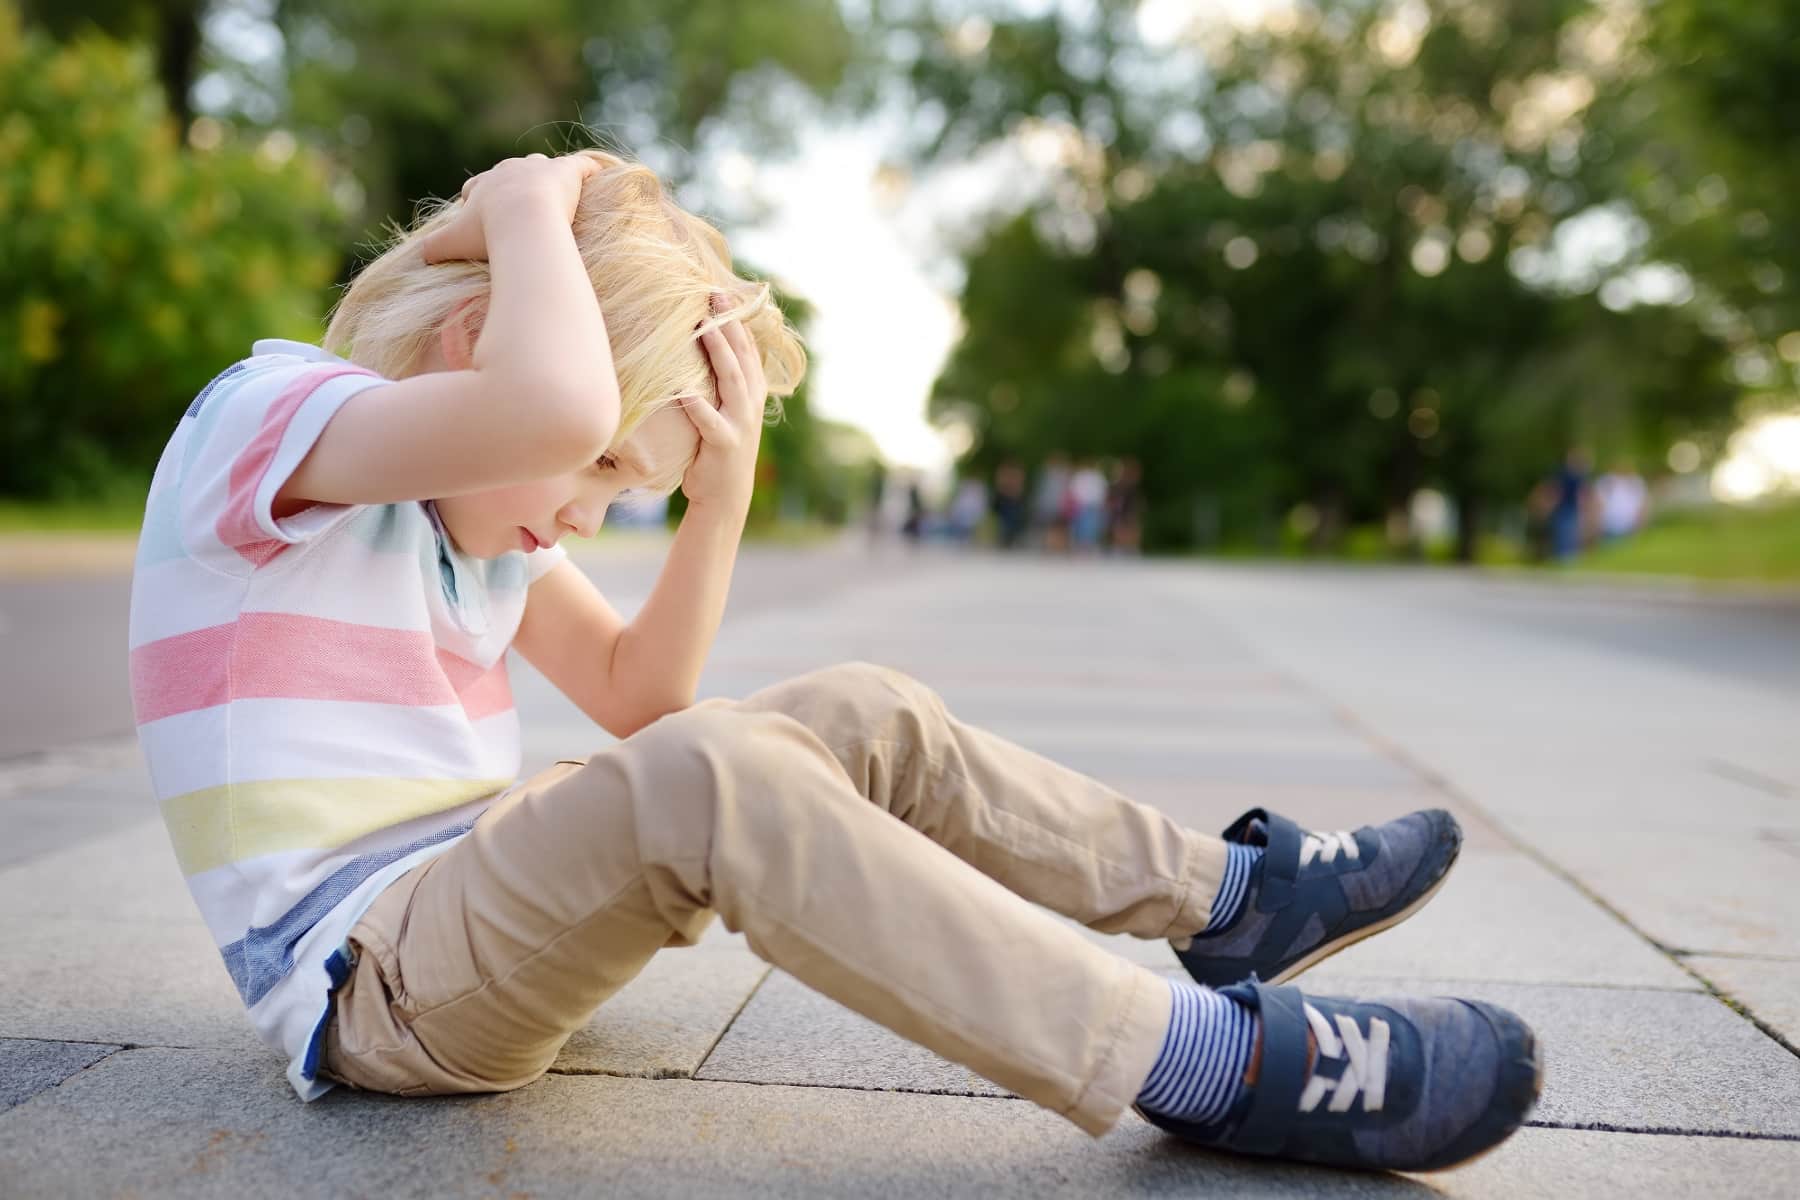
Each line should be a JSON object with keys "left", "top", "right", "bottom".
{"left": 1300, "top": 829, "right": 1359, "bottom": 867}
{"left": 1298, "top": 1002, "right": 1391, "bottom": 1113}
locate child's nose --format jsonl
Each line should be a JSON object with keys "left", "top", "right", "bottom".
{"left": 561, "top": 500, "right": 605, "bottom": 541}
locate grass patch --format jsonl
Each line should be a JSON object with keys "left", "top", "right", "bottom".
{"left": 0, "top": 495, "right": 148, "bottom": 534}
{"left": 741, "top": 519, "right": 844, "bottom": 546}
{"left": 1577, "top": 499, "right": 1800, "bottom": 582}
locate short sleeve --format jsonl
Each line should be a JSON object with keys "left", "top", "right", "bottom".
{"left": 524, "top": 541, "right": 568, "bottom": 584}
{"left": 176, "top": 355, "right": 391, "bottom": 574}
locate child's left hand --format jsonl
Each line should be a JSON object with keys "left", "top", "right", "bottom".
{"left": 679, "top": 295, "right": 767, "bottom": 513}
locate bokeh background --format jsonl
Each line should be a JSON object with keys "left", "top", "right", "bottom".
{"left": 3, "top": 0, "right": 1798, "bottom": 577}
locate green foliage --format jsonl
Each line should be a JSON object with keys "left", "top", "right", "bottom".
{"left": 913, "top": 1, "right": 1743, "bottom": 555}
{"left": 0, "top": 2, "right": 343, "bottom": 498}
{"left": 1620, "top": 0, "right": 1800, "bottom": 373}
{"left": 272, "top": 0, "right": 857, "bottom": 249}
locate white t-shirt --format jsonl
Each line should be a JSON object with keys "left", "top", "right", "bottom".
{"left": 127, "top": 339, "right": 566, "bottom": 1099}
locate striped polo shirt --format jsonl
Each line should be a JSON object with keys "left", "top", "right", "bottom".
{"left": 127, "top": 338, "right": 567, "bottom": 1100}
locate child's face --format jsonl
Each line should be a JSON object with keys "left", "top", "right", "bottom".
{"left": 433, "top": 402, "right": 699, "bottom": 559}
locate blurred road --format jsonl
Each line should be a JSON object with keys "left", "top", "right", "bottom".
{"left": 0, "top": 535, "right": 921, "bottom": 759}
{"left": 5, "top": 543, "right": 1793, "bottom": 759}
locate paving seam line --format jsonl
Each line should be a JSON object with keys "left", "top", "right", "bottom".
{"left": 1313, "top": 698, "right": 1800, "bottom": 1064}
{"left": 681, "top": 963, "right": 776, "bottom": 1081}
{"left": 1177, "top": 586, "right": 1800, "bottom": 1067}
{"left": 1526, "top": 1120, "right": 1800, "bottom": 1144}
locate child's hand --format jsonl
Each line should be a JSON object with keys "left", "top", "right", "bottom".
{"left": 679, "top": 295, "right": 768, "bottom": 513}
{"left": 420, "top": 152, "right": 602, "bottom": 264}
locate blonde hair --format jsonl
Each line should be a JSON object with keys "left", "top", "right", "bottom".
{"left": 322, "top": 148, "right": 807, "bottom": 494}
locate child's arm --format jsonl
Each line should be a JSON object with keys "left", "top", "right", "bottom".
{"left": 280, "top": 156, "right": 620, "bottom": 509}
{"left": 511, "top": 312, "right": 765, "bottom": 737}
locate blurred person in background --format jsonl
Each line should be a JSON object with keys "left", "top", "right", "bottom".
{"left": 1107, "top": 457, "right": 1145, "bottom": 557}
{"left": 948, "top": 474, "right": 989, "bottom": 545}
{"left": 1032, "top": 451, "right": 1072, "bottom": 552}
{"left": 1546, "top": 447, "right": 1594, "bottom": 563}
{"left": 1068, "top": 458, "right": 1109, "bottom": 555}
{"left": 901, "top": 474, "right": 927, "bottom": 546}
{"left": 992, "top": 459, "right": 1028, "bottom": 550}
{"left": 1594, "top": 459, "right": 1650, "bottom": 544}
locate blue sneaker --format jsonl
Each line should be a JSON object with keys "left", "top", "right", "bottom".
{"left": 1175, "top": 808, "right": 1462, "bottom": 989}
{"left": 1137, "top": 978, "right": 1542, "bottom": 1172}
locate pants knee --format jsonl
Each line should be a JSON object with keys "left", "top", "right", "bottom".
{"left": 622, "top": 704, "right": 830, "bottom": 856}
{"left": 787, "top": 660, "right": 943, "bottom": 729}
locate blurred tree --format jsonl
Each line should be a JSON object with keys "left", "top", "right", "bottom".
{"left": 0, "top": 2, "right": 342, "bottom": 498}
{"left": 910, "top": 1, "right": 1739, "bottom": 556}
{"left": 269, "top": 0, "right": 858, "bottom": 246}
{"left": 1616, "top": 0, "right": 1800, "bottom": 412}
{"left": 17, "top": 0, "right": 206, "bottom": 125}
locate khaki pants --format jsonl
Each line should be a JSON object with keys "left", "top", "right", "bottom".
{"left": 322, "top": 662, "right": 1227, "bottom": 1134}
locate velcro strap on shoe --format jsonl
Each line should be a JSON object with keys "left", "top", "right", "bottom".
{"left": 1249, "top": 810, "right": 1303, "bottom": 912}
{"left": 1229, "top": 980, "right": 1309, "bottom": 1154}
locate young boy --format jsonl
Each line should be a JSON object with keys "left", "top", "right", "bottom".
{"left": 129, "top": 150, "right": 1539, "bottom": 1173}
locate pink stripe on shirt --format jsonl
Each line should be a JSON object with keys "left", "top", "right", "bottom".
{"left": 214, "top": 365, "right": 376, "bottom": 566}
{"left": 130, "top": 612, "right": 512, "bottom": 724}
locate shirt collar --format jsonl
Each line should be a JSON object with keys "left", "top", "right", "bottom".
{"left": 250, "top": 338, "right": 354, "bottom": 364}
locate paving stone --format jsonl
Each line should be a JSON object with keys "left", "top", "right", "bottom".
{"left": 1512, "top": 828, "right": 1800, "bottom": 959}
{"left": 1687, "top": 956, "right": 1800, "bottom": 1048}
{"left": 1064, "top": 847, "right": 1689, "bottom": 987}
{"left": 966, "top": 721, "right": 1388, "bottom": 759}
{"left": 702, "top": 932, "right": 1710, "bottom": 1115}
{"left": 696, "top": 969, "right": 1007, "bottom": 1097}
{"left": 1426, "top": 1125, "right": 1800, "bottom": 1199}
{"left": 1315, "top": 850, "right": 1695, "bottom": 989}
{"left": 1381, "top": 734, "right": 1800, "bottom": 838}
{"left": 1021, "top": 745, "right": 1419, "bottom": 788}
{"left": 5, "top": 1048, "right": 1798, "bottom": 1199}
{"left": 0, "top": 917, "right": 261, "bottom": 1052}
{"left": 926, "top": 681, "right": 1340, "bottom": 727}
{"left": 0, "top": 764, "right": 152, "bottom": 869}
{"left": 0, "top": 818, "right": 238, "bottom": 925}
{"left": 0, "top": 1038, "right": 118, "bottom": 1111}
{"left": 553, "top": 946, "right": 770, "bottom": 1078}
{"left": 1296, "top": 973, "right": 1800, "bottom": 1138}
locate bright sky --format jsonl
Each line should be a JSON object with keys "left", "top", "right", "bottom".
{"left": 723, "top": 127, "right": 968, "bottom": 473}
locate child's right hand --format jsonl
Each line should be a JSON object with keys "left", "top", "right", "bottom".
{"left": 420, "top": 152, "right": 602, "bottom": 264}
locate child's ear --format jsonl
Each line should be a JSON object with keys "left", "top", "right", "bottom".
{"left": 440, "top": 297, "right": 481, "bottom": 370}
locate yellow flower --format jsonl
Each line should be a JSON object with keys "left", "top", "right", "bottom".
{"left": 30, "top": 149, "right": 69, "bottom": 211}
{"left": 46, "top": 48, "right": 82, "bottom": 98}
{"left": 0, "top": 112, "right": 31, "bottom": 166}
{"left": 19, "top": 297, "right": 61, "bottom": 364}
{"left": 0, "top": 3, "right": 21, "bottom": 70}
{"left": 139, "top": 157, "right": 173, "bottom": 204}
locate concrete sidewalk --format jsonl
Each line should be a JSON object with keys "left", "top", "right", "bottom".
{"left": 3, "top": 550, "right": 1797, "bottom": 1196}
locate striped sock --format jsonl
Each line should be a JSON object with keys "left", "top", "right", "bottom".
{"left": 1136, "top": 979, "right": 1258, "bottom": 1123}
{"left": 1200, "top": 841, "right": 1262, "bottom": 934}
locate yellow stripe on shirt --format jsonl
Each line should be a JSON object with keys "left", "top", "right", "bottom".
{"left": 162, "top": 775, "right": 512, "bottom": 875}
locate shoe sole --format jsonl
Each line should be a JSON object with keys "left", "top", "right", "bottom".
{"left": 1266, "top": 837, "right": 1462, "bottom": 986}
